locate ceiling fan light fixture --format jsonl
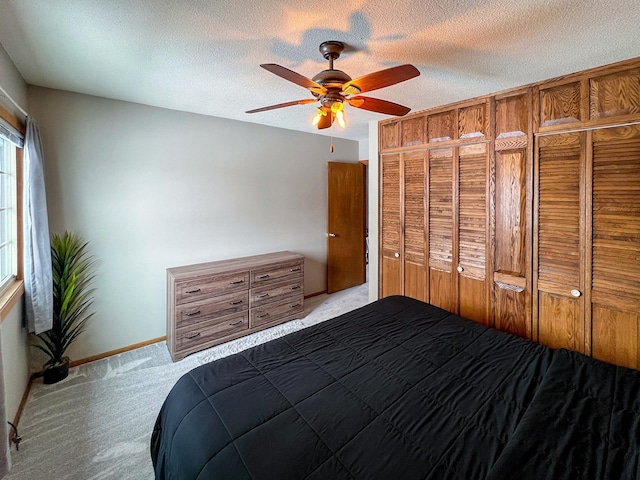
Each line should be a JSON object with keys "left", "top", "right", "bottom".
{"left": 330, "top": 102, "right": 346, "bottom": 128}
{"left": 248, "top": 41, "right": 420, "bottom": 130}
{"left": 312, "top": 107, "right": 327, "bottom": 126}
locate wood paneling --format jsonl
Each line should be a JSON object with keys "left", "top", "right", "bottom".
{"left": 538, "top": 292, "right": 583, "bottom": 351}
{"left": 401, "top": 116, "right": 426, "bottom": 147}
{"left": 403, "top": 151, "right": 427, "bottom": 301}
{"left": 458, "top": 144, "right": 487, "bottom": 279}
{"left": 430, "top": 268, "right": 455, "bottom": 312}
{"left": 496, "top": 94, "right": 528, "bottom": 137}
{"left": 378, "top": 56, "right": 640, "bottom": 369}
{"left": 428, "top": 147, "right": 453, "bottom": 305}
{"left": 428, "top": 148, "right": 453, "bottom": 271}
{"left": 458, "top": 143, "right": 488, "bottom": 324}
{"left": 535, "top": 132, "right": 585, "bottom": 352}
{"left": 494, "top": 150, "right": 527, "bottom": 275}
{"left": 589, "top": 125, "right": 640, "bottom": 368}
{"left": 459, "top": 103, "right": 487, "bottom": 139}
{"left": 380, "top": 154, "right": 402, "bottom": 296}
{"left": 493, "top": 92, "right": 532, "bottom": 338}
{"left": 380, "top": 121, "right": 400, "bottom": 150}
{"left": 590, "top": 69, "right": 640, "bottom": 120}
{"left": 592, "top": 305, "right": 639, "bottom": 370}
{"left": 539, "top": 82, "right": 582, "bottom": 126}
{"left": 428, "top": 111, "right": 455, "bottom": 143}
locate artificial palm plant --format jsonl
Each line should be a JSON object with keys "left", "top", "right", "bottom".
{"left": 34, "top": 231, "right": 96, "bottom": 383}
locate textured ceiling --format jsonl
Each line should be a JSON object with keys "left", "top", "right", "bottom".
{"left": 0, "top": 0, "right": 639, "bottom": 141}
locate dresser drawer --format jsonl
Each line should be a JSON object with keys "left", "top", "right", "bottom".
{"left": 176, "top": 271, "right": 249, "bottom": 305}
{"left": 176, "top": 291, "right": 248, "bottom": 328}
{"left": 251, "top": 261, "right": 303, "bottom": 287}
{"left": 175, "top": 312, "right": 248, "bottom": 351}
{"left": 251, "top": 296, "right": 304, "bottom": 328}
{"left": 250, "top": 281, "right": 303, "bottom": 308}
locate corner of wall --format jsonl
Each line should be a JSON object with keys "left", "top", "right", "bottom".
{"left": 367, "top": 121, "right": 379, "bottom": 302}
{"left": 1, "top": 301, "right": 30, "bottom": 424}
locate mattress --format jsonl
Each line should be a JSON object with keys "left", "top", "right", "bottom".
{"left": 151, "top": 295, "right": 640, "bottom": 479}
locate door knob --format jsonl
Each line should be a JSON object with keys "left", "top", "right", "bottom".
{"left": 457, "top": 266, "right": 464, "bottom": 273}
{"left": 394, "top": 252, "right": 400, "bottom": 258}
{"left": 570, "top": 289, "right": 581, "bottom": 297}
{"left": 327, "top": 233, "right": 336, "bottom": 237}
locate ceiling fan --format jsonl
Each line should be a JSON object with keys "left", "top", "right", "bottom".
{"left": 246, "top": 41, "right": 420, "bottom": 129}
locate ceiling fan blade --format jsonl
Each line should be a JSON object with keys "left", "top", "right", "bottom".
{"left": 347, "top": 96, "right": 412, "bottom": 116}
{"left": 261, "top": 64, "right": 327, "bottom": 95}
{"left": 317, "top": 112, "right": 333, "bottom": 129}
{"left": 246, "top": 98, "right": 317, "bottom": 114}
{"left": 342, "top": 64, "right": 420, "bottom": 95}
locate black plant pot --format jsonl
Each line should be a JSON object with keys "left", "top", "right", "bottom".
{"left": 43, "top": 358, "right": 70, "bottom": 384}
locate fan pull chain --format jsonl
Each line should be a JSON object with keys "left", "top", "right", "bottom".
{"left": 330, "top": 135, "right": 334, "bottom": 153}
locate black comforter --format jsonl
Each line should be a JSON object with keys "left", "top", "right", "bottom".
{"left": 151, "top": 296, "right": 640, "bottom": 479}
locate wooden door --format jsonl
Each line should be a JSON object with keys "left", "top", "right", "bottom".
{"left": 589, "top": 125, "right": 640, "bottom": 369}
{"left": 327, "top": 162, "right": 366, "bottom": 294}
{"left": 534, "top": 132, "right": 586, "bottom": 352}
{"left": 493, "top": 92, "right": 533, "bottom": 338}
{"left": 403, "top": 151, "right": 428, "bottom": 301}
{"left": 428, "top": 147, "right": 455, "bottom": 311}
{"left": 457, "top": 144, "right": 489, "bottom": 323}
{"left": 379, "top": 154, "right": 403, "bottom": 297}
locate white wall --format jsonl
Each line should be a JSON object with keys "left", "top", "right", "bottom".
{"left": 0, "top": 43, "right": 30, "bottom": 424}
{"left": 358, "top": 139, "right": 369, "bottom": 161}
{"left": 28, "top": 86, "right": 359, "bottom": 361}
{"left": 0, "top": 43, "right": 27, "bottom": 117}
{"left": 367, "top": 121, "right": 379, "bottom": 302}
{"left": 0, "top": 303, "right": 29, "bottom": 423}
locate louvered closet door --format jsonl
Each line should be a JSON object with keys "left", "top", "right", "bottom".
{"left": 403, "top": 151, "right": 427, "bottom": 301}
{"left": 380, "top": 154, "right": 403, "bottom": 297}
{"left": 535, "top": 132, "right": 586, "bottom": 352}
{"left": 590, "top": 126, "right": 640, "bottom": 369}
{"left": 457, "top": 144, "right": 489, "bottom": 323}
{"left": 428, "top": 147, "right": 455, "bottom": 311}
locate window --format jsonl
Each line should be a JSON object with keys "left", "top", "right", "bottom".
{"left": 0, "top": 134, "right": 17, "bottom": 292}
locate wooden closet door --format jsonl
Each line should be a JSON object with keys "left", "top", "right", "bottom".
{"left": 403, "top": 151, "right": 428, "bottom": 301}
{"left": 428, "top": 147, "right": 455, "bottom": 311}
{"left": 457, "top": 144, "right": 489, "bottom": 323}
{"left": 493, "top": 92, "right": 532, "bottom": 338}
{"left": 535, "top": 132, "right": 586, "bottom": 352}
{"left": 590, "top": 125, "right": 640, "bottom": 369}
{"left": 380, "top": 154, "right": 403, "bottom": 297}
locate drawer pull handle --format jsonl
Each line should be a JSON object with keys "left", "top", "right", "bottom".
{"left": 230, "top": 300, "right": 243, "bottom": 305}
{"left": 185, "top": 332, "right": 201, "bottom": 339}
{"left": 257, "top": 313, "right": 269, "bottom": 318}
{"left": 230, "top": 280, "right": 245, "bottom": 285}
{"left": 185, "top": 288, "right": 201, "bottom": 294}
{"left": 257, "top": 274, "right": 270, "bottom": 279}
{"left": 185, "top": 310, "right": 201, "bottom": 317}
{"left": 290, "top": 303, "right": 301, "bottom": 308}
{"left": 258, "top": 293, "right": 269, "bottom": 298}
{"left": 290, "top": 285, "right": 300, "bottom": 290}
{"left": 229, "top": 320, "right": 243, "bottom": 326}
{"left": 290, "top": 268, "right": 301, "bottom": 272}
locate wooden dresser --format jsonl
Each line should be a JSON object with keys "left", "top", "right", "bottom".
{"left": 166, "top": 251, "right": 304, "bottom": 361}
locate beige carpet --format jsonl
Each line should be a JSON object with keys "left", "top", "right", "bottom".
{"left": 4, "top": 283, "right": 369, "bottom": 480}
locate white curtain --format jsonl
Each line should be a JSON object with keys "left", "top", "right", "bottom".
{"left": 23, "top": 116, "right": 52, "bottom": 334}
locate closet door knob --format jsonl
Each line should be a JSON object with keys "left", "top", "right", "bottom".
{"left": 570, "top": 289, "right": 581, "bottom": 297}
{"left": 457, "top": 266, "right": 464, "bottom": 273}
{"left": 394, "top": 252, "right": 400, "bottom": 258}
{"left": 327, "top": 233, "right": 337, "bottom": 237}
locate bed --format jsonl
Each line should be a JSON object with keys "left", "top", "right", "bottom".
{"left": 150, "top": 295, "right": 640, "bottom": 479}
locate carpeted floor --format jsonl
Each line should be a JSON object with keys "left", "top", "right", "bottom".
{"left": 5, "top": 283, "right": 369, "bottom": 480}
